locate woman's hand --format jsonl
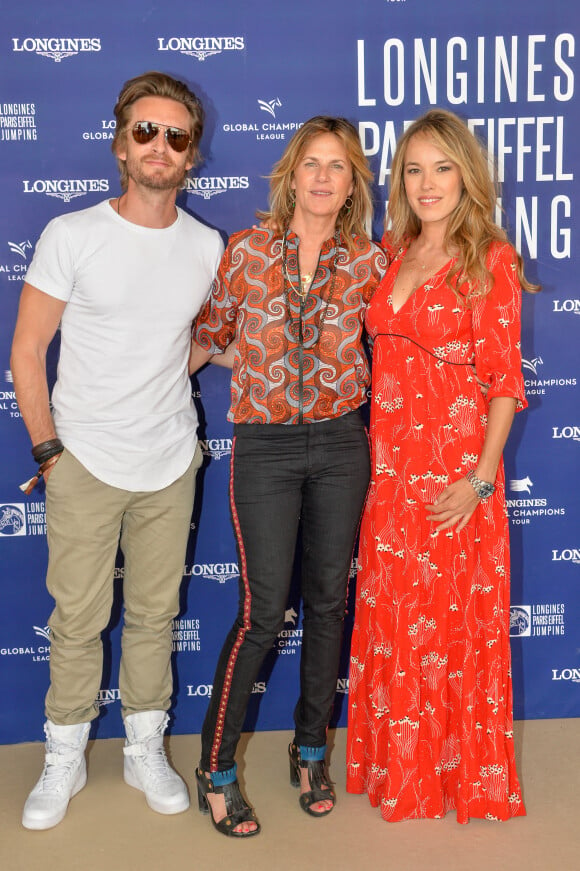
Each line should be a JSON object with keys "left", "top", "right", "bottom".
{"left": 425, "top": 477, "right": 480, "bottom": 532}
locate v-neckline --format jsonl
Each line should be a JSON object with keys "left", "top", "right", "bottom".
{"left": 390, "top": 248, "right": 453, "bottom": 315}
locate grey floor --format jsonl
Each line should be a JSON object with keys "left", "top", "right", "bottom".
{"left": 1, "top": 719, "right": 578, "bottom": 871}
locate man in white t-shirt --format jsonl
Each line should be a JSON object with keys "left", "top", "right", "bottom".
{"left": 11, "top": 71, "right": 224, "bottom": 830}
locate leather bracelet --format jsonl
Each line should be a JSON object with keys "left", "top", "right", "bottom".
{"left": 32, "top": 438, "right": 64, "bottom": 464}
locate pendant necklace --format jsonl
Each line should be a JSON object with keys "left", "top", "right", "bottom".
{"left": 281, "top": 230, "right": 340, "bottom": 342}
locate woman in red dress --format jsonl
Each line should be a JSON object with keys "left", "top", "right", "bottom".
{"left": 347, "top": 109, "right": 539, "bottom": 823}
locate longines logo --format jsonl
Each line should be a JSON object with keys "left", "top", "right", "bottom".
{"left": 22, "top": 178, "right": 109, "bottom": 202}
{"left": 183, "top": 562, "right": 239, "bottom": 584}
{"left": 552, "top": 426, "right": 580, "bottom": 441}
{"left": 186, "top": 176, "right": 249, "bottom": 200}
{"left": 187, "top": 681, "right": 265, "bottom": 697}
{"left": 551, "top": 548, "right": 580, "bottom": 564}
{"left": 97, "top": 688, "right": 121, "bottom": 706}
{"left": 552, "top": 299, "right": 580, "bottom": 314}
{"left": 521, "top": 354, "right": 576, "bottom": 395}
{"left": 551, "top": 668, "right": 580, "bottom": 682}
{"left": 510, "top": 604, "right": 565, "bottom": 637}
{"left": 506, "top": 476, "right": 565, "bottom": 524}
{"left": 199, "top": 437, "right": 232, "bottom": 460}
{"left": 12, "top": 37, "right": 101, "bottom": 62}
{"left": 157, "top": 36, "right": 244, "bottom": 61}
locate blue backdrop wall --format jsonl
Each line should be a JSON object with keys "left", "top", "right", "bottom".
{"left": 0, "top": 0, "right": 578, "bottom": 744}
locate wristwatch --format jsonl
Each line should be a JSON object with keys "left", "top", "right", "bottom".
{"left": 466, "top": 469, "right": 495, "bottom": 500}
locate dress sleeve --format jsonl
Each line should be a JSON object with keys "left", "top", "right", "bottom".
{"left": 472, "top": 242, "right": 527, "bottom": 411}
{"left": 193, "top": 241, "right": 238, "bottom": 353}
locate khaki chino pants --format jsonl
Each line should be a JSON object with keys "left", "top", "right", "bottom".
{"left": 43, "top": 445, "right": 202, "bottom": 725}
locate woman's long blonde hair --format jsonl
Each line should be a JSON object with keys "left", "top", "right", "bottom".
{"left": 388, "top": 108, "right": 539, "bottom": 299}
{"left": 257, "top": 116, "right": 374, "bottom": 254}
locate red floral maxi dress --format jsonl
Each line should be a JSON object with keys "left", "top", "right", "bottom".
{"left": 346, "top": 239, "right": 527, "bottom": 823}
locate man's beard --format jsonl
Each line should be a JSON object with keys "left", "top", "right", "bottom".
{"left": 125, "top": 154, "right": 186, "bottom": 191}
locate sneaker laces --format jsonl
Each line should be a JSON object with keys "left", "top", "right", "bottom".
{"left": 141, "top": 745, "right": 174, "bottom": 782}
{"left": 37, "top": 747, "right": 81, "bottom": 795}
{"left": 124, "top": 715, "right": 176, "bottom": 784}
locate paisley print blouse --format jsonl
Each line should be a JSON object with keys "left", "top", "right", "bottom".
{"left": 194, "top": 227, "right": 388, "bottom": 424}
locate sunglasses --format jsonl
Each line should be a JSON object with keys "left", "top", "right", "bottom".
{"left": 131, "top": 121, "right": 192, "bottom": 153}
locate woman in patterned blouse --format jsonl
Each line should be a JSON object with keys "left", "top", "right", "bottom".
{"left": 190, "top": 116, "right": 387, "bottom": 836}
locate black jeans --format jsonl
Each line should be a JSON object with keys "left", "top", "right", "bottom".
{"left": 200, "top": 410, "right": 370, "bottom": 772}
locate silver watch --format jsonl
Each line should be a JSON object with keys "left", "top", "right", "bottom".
{"left": 466, "top": 469, "right": 495, "bottom": 500}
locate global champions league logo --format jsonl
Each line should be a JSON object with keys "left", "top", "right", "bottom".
{"left": 521, "top": 353, "right": 576, "bottom": 397}
{"left": 222, "top": 96, "right": 302, "bottom": 142}
{"left": 258, "top": 98, "right": 281, "bottom": 118}
{"left": 0, "top": 625, "right": 51, "bottom": 662}
{"left": 522, "top": 356, "right": 578, "bottom": 396}
{"left": 1, "top": 240, "right": 31, "bottom": 284}
{"left": 7, "top": 240, "right": 31, "bottom": 259}
{"left": 522, "top": 356, "right": 543, "bottom": 377}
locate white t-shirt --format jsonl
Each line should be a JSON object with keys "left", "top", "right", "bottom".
{"left": 25, "top": 199, "right": 223, "bottom": 491}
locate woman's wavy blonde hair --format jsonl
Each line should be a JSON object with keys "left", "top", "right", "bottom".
{"left": 257, "top": 116, "right": 374, "bottom": 254}
{"left": 387, "top": 108, "right": 539, "bottom": 300}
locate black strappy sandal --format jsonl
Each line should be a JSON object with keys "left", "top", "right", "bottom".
{"left": 195, "top": 768, "right": 261, "bottom": 837}
{"left": 288, "top": 743, "right": 336, "bottom": 817}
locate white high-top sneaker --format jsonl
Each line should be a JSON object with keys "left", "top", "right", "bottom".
{"left": 22, "top": 720, "right": 90, "bottom": 830}
{"left": 123, "top": 711, "right": 189, "bottom": 814}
